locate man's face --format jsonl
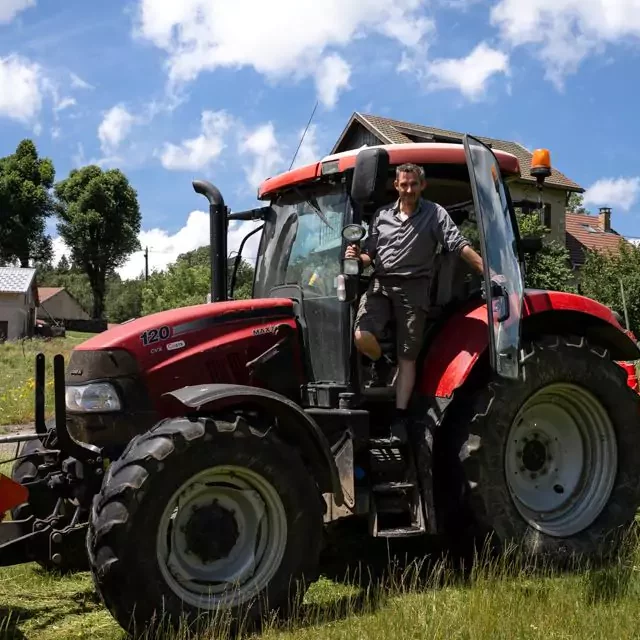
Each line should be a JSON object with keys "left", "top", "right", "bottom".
{"left": 394, "top": 171, "right": 425, "bottom": 208}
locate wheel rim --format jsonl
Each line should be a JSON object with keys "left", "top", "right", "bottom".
{"left": 156, "top": 465, "right": 288, "bottom": 610}
{"left": 504, "top": 382, "right": 617, "bottom": 537}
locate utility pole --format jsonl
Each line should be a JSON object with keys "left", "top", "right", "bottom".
{"left": 144, "top": 246, "right": 149, "bottom": 281}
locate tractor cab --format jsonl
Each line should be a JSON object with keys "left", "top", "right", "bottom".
{"left": 237, "top": 135, "right": 531, "bottom": 408}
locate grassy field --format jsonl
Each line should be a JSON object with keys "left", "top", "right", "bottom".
{"left": 0, "top": 332, "right": 92, "bottom": 428}
{"left": 1, "top": 522, "right": 640, "bottom": 639}
{"left": 2, "top": 336, "right": 640, "bottom": 638}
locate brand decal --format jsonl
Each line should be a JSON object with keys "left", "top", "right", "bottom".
{"left": 140, "top": 325, "right": 171, "bottom": 346}
{"left": 166, "top": 340, "right": 186, "bottom": 352}
{"left": 252, "top": 325, "right": 278, "bottom": 336}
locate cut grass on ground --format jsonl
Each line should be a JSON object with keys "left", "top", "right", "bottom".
{"left": 1, "top": 521, "right": 640, "bottom": 640}
{"left": 0, "top": 332, "right": 92, "bottom": 427}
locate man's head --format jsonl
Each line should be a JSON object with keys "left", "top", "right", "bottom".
{"left": 394, "top": 163, "right": 426, "bottom": 210}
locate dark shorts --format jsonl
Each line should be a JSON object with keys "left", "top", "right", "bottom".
{"left": 354, "top": 277, "right": 429, "bottom": 361}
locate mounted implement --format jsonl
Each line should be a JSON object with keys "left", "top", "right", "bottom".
{"left": 3, "top": 135, "right": 640, "bottom": 635}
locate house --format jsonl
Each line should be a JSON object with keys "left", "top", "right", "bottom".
{"left": 331, "top": 112, "right": 584, "bottom": 245}
{"left": 565, "top": 207, "right": 631, "bottom": 269}
{"left": 37, "top": 287, "right": 90, "bottom": 323}
{"left": 0, "top": 267, "right": 39, "bottom": 341}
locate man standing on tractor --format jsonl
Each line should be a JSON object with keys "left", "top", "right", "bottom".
{"left": 345, "top": 162, "right": 486, "bottom": 440}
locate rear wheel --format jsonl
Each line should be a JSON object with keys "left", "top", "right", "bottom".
{"left": 453, "top": 335, "right": 640, "bottom": 564}
{"left": 87, "top": 415, "right": 324, "bottom": 635}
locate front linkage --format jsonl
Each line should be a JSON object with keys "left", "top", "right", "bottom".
{"left": 0, "top": 353, "right": 104, "bottom": 571}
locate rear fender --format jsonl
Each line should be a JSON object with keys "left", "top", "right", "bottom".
{"left": 164, "top": 384, "right": 343, "bottom": 505}
{"left": 418, "top": 291, "right": 640, "bottom": 399}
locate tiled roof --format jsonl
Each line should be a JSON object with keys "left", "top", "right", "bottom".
{"left": 0, "top": 267, "right": 36, "bottom": 294}
{"left": 336, "top": 113, "right": 583, "bottom": 192}
{"left": 38, "top": 287, "right": 63, "bottom": 302}
{"left": 565, "top": 213, "right": 629, "bottom": 266}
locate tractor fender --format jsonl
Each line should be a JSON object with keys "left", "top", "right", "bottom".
{"left": 418, "top": 290, "right": 640, "bottom": 399}
{"left": 163, "top": 383, "right": 344, "bottom": 505}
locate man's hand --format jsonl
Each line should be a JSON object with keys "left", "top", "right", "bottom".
{"left": 344, "top": 244, "right": 361, "bottom": 260}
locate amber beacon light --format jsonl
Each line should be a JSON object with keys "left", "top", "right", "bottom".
{"left": 530, "top": 148, "right": 552, "bottom": 183}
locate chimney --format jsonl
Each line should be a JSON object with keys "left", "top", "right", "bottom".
{"left": 598, "top": 206, "right": 611, "bottom": 233}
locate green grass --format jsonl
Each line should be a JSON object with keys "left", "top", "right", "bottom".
{"left": 0, "top": 332, "right": 92, "bottom": 427}
{"left": 2, "top": 522, "right": 640, "bottom": 639}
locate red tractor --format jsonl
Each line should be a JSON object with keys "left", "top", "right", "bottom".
{"left": 4, "top": 136, "right": 640, "bottom": 633}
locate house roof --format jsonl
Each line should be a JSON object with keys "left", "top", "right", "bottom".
{"left": 38, "top": 287, "right": 63, "bottom": 302}
{"left": 0, "top": 267, "right": 37, "bottom": 294}
{"left": 332, "top": 113, "right": 583, "bottom": 193}
{"left": 565, "top": 213, "right": 629, "bottom": 266}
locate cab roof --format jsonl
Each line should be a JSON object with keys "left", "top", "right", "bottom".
{"left": 257, "top": 142, "right": 522, "bottom": 200}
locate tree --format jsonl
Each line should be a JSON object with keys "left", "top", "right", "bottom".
{"left": 54, "top": 165, "right": 141, "bottom": 318}
{"left": 141, "top": 246, "right": 255, "bottom": 316}
{"left": 105, "top": 276, "right": 145, "bottom": 323}
{"left": 579, "top": 241, "right": 640, "bottom": 334}
{"left": 516, "top": 211, "right": 576, "bottom": 292}
{"left": 567, "top": 192, "right": 590, "bottom": 214}
{"left": 460, "top": 211, "right": 575, "bottom": 292}
{"left": 0, "top": 139, "right": 55, "bottom": 266}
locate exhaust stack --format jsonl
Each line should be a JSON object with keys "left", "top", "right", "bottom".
{"left": 193, "top": 179, "right": 228, "bottom": 303}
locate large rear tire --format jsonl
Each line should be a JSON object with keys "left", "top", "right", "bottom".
{"left": 87, "top": 415, "right": 324, "bottom": 635}
{"left": 452, "top": 335, "right": 640, "bottom": 564}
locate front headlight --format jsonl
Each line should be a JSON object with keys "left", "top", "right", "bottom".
{"left": 65, "top": 382, "right": 122, "bottom": 413}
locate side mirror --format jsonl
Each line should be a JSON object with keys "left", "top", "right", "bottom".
{"left": 351, "top": 147, "right": 390, "bottom": 205}
{"left": 520, "top": 236, "right": 543, "bottom": 254}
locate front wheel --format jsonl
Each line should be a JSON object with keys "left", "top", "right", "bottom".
{"left": 456, "top": 335, "right": 640, "bottom": 564}
{"left": 87, "top": 416, "right": 324, "bottom": 635}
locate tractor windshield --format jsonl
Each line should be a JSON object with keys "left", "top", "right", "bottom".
{"left": 253, "top": 181, "right": 348, "bottom": 298}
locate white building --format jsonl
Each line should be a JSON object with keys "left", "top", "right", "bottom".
{"left": 0, "top": 267, "right": 38, "bottom": 341}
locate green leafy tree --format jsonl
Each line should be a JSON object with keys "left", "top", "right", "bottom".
{"left": 54, "top": 165, "right": 141, "bottom": 318}
{"left": 579, "top": 241, "right": 640, "bottom": 334}
{"left": 141, "top": 246, "right": 255, "bottom": 315}
{"left": 105, "top": 276, "right": 145, "bottom": 323}
{"left": 0, "top": 139, "right": 55, "bottom": 266}
{"left": 516, "top": 211, "right": 576, "bottom": 292}
{"left": 567, "top": 192, "right": 590, "bottom": 214}
{"left": 460, "top": 211, "right": 575, "bottom": 292}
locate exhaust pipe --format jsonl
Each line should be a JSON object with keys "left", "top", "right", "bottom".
{"left": 193, "top": 179, "right": 228, "bottom": 303}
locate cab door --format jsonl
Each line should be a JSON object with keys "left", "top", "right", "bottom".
{"left": 463, "top": 134, "right": 525, "bottom": 380}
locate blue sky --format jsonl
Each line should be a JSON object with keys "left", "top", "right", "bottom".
{"left": 1, "top": 0, "right": 640, "bottom": 278}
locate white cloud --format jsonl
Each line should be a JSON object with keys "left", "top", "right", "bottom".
{"left": 583, "top": 177, "right": 640, "bottom": 212}
{"left": 98, "top": 104, "right": 137, "bottom": 154}
{"left": 54, "top": 96, "right": 76, "bottom": 112}
{"left": 134, "top": 0, "right": 433, "bottom": 107}
{"left": 491, "top": 0, "right": 640, "bottom": 87}
{"left": 0, "top": 55, "right": 42, "bottom": 123}
{"left": 160, "top": 110, "right": 233, "bottom": 171}
{"left": 315, "top": 55, "right": 351, "bottom": 109}
{"left": 51, "top": 212, "right": 262, "bottom": 281}
{"left": 423, "top": 42, "right": 509, "bottom": 100}
{"left": 0, "top": 0, "right": 35, "bottom": 23}
{"left": 238, "top": 123, "right": 285, "bottom": 190}
{"left": 70, "top": 72, "right": 94, "bottom": 90}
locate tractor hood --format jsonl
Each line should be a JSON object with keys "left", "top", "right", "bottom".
{"left": 75, "top": 298, "right": 296, "bottom": 371}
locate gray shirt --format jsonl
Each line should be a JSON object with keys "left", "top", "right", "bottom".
{"left": 362, "top": 198, "right": 470, "bottom": 280}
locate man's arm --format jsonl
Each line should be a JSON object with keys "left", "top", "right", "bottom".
{"left": 460, "top": 245, "right": 484, "bottom": 275}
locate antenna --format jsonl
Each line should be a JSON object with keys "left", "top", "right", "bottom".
{"left": 288, "top": 100, "right": 318, "bottom": 171}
